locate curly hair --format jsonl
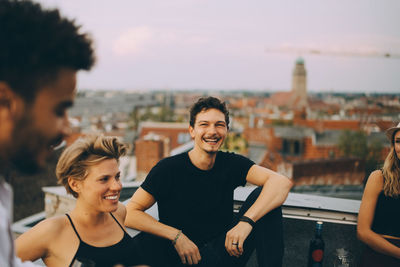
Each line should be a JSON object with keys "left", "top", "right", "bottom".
{"left": 189, "top": 96, "right": 230, "bottom": 129}
{"left": 382, "top": 129, "right": 400, "bottom": 197}
{"left": 0, "top": 0, "right": 95, "bottom": 101}
{"left": 56, "top": 135, "right": 127, "bottom": 198}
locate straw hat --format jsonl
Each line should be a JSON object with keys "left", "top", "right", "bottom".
{"left": 386, "top": 122, "right": 400, "bottom": 144}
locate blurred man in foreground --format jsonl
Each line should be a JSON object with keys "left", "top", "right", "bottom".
{"left": 0, "top": 0, "right": 94, "bottom": 265}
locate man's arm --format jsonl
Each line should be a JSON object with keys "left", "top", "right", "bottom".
{"left": 125, "top": 187, "right": 202, "bottom": 265}
{"left": 242, "top": 165, "right": 293, "bottom": 221}
{"left": 225, "top": 165, "right": 293, "bottom": 257}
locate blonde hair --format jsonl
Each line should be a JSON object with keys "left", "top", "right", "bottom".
{"left": 382, "top": 129, "right": 400, "bottom": 197}
{"left": 56, "top": 135, "right": 127, "bottom": 198}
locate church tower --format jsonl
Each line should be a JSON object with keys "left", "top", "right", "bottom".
{"left": 290, "top": 57, "right": 308, "bottom": 109}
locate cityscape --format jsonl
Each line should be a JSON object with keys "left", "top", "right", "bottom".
{"left": 10, "top": 57, "right": 400, "bottom": 266}
{"left": 69, "top": 58, "right": 399, "bottom": 189}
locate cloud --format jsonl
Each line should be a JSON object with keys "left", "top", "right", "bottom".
{"left": 111, "top": 26, "right": 213, "bottom": 58}
{"left": 112, "top": 26, "right": 154, "bottom": 56}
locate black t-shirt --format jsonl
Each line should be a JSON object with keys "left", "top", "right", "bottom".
{"left": 141, "top": 151, "right": 255, "bottom": 245}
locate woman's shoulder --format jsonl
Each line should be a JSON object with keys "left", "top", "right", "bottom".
{"left": 34, "top": 215, "right": 70, "bottom": 234}
{"left": 365, "top": 170, "right": 384, "bottom": 193}
{"left": 112, "top": 202, "right": 127, "bottom": 224}
{"left": 17, "top": 215, "right": 70, "bottom": 246}
{"left": 369, "top": 170, "right": 384, "bottom": 182}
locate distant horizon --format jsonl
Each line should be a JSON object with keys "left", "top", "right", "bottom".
{"left": 76, "top": 87, "right": 400, "bottom": 95}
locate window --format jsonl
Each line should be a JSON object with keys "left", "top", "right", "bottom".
{"left": 178, "top": 132, "right": 191, "bottom": 144}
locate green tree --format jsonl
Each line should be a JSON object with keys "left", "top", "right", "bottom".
{"left": 129, "top": 105, "right": 176, "bottom": 130}
{"left": 271, "top": 119, "right": 293, "bottom": 126}
{"left": 157, "top": 105, "right": 174, "bottom": 122}
{"left": 366, "top": 139, "right": 384, "bottom": 176}
{"left": 221, "top": 133, "right": 248, "bottom": 154}
{"left": 141, "top": 106, "right": 154, "bottom": 121}
{"left": 128, "top": 106, "right": 139, "bottom": 130}
{"left": 338, "top": 130, "right": 383, "bottom": 177}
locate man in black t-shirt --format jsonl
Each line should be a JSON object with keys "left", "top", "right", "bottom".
{"left": 126, "top": 97, "right": 293, "bottom": 267}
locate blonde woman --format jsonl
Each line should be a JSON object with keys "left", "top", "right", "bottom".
{"left": 357, "top": 122, "right": 400, "bottom": 266}
{"left": 15, "top": 135, "right": 147, "bottom": 267}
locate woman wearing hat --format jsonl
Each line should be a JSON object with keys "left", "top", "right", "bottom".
{"left": 357, "top": 122, "right": 400, "bottom": 266}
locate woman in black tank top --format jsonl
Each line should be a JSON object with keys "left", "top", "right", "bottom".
{"left": 357, "top": 123, "right": 400, "bottom": 266}
{"left": 15, "top": 135, "right": 148, "bottom": 267}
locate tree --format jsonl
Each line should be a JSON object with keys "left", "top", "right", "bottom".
{"left": 338, "top": 130, "right": 383, "bottom": 178}
{"left": 128, "top": 106, "right": 140, "bottom": 130}
{"left": 129, "top": 105, "right": 176, "bottom": 130}
{"left": 221, "top": 133, "right": 248, "bottom": 154}
{"left": 157, "top": 105, "right": 174, "bottom": 122}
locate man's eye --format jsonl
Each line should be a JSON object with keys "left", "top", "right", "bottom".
{"left": 55, "top": 108, "right": 66, "bottom": 117}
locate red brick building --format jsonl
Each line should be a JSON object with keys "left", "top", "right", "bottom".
{"left": 138, "top": 121, "right": 190, "bottom": 151}
{"left": 243, "top": 124, "right": 388, "bottom": 186}
{"left": 135, "top": 133, "right": 169, "bottom": 180}
{"left": 135, "top": 122, "right": 193, "bottom": 180}
{"left": 277, "top": 158, "right": 365, "bottom": 186}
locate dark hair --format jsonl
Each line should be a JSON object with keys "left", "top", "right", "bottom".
{"left": 189, "top": 96, "right": 230, "bottom": 128}
{"left": 0, "top": 0, "right": 95, "bottom": 101}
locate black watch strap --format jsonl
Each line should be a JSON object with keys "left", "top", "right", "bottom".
{"left": 239, "top": 215, "right": 256, "bottom": 227}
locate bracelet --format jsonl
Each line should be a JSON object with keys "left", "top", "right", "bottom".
{"left": 172, "top": 230, "right": 182, "bottom": 245}
{"left": 239, "top": 215, "right": 256, "bottom": 228}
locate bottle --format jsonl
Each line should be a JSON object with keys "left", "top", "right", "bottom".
{"left": 307, "top": 221, "right": 325, "bottom": 267}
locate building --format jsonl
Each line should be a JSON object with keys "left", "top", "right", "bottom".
{"left": 135, "top": 133, "right": 169, "bottom": 181}
{"left": 290, "top": 57, "right": 308, "bottom": 109}
{"left": 138, "top": 121, "right": 191, "bottom": 151}
{"left": 266, "top": 58, "right": 308, "bottom": 110}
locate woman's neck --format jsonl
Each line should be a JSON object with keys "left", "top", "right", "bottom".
{"left": 71, "top": 201, "right": 109, "bottom": 226}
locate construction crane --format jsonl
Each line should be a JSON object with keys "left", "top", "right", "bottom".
{"left": 265, "top": 46, "right": 400, "bottom": 59}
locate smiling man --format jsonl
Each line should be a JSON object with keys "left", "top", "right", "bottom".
{"left": 126, "top": 97, "right": 293, "bottom": 267}
{"left": 0, "top": 0, "right": 94, "bottom": 266}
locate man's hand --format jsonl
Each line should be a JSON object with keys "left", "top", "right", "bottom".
{"left": 225, "top": 221, "right": 253, "bottom": 257}
{"left": 173, "top": 232, "right": 201, "bottom": 265}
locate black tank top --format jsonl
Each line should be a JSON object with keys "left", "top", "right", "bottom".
{"left": 371, "top": 173, "right": 400, "bottom": 237}
{"left": 67, "top": 213, "right": 134, "bottom": 267}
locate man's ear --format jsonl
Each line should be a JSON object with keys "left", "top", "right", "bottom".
{"left": 0, "top": 82, "right": 23, "bottom": 141}
{"left": 189, "top": 125, "right": 195, "bottom": 139}
{"left": 0, "top": 82, "right": 12, "bottom": 109}
{"left": 0, "top": 81, "right": 23, "bottom": 117}
{"left": 68, "top": 177, "right": 81, "bottom": 195}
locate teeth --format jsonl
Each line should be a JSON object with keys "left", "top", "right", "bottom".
{"left": 104, "top": 195, "right": 118, "bottom": 200}
{"left": 204, "top": 138, "right": 218, "bottom": 142}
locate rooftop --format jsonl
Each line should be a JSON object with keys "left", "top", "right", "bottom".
{"left": 13, "top": 184, "right": 363, "bottom": 267}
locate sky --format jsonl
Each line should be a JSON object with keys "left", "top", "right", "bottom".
{"left": 37, "top": 0, "right": 400, "bottom": 93}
